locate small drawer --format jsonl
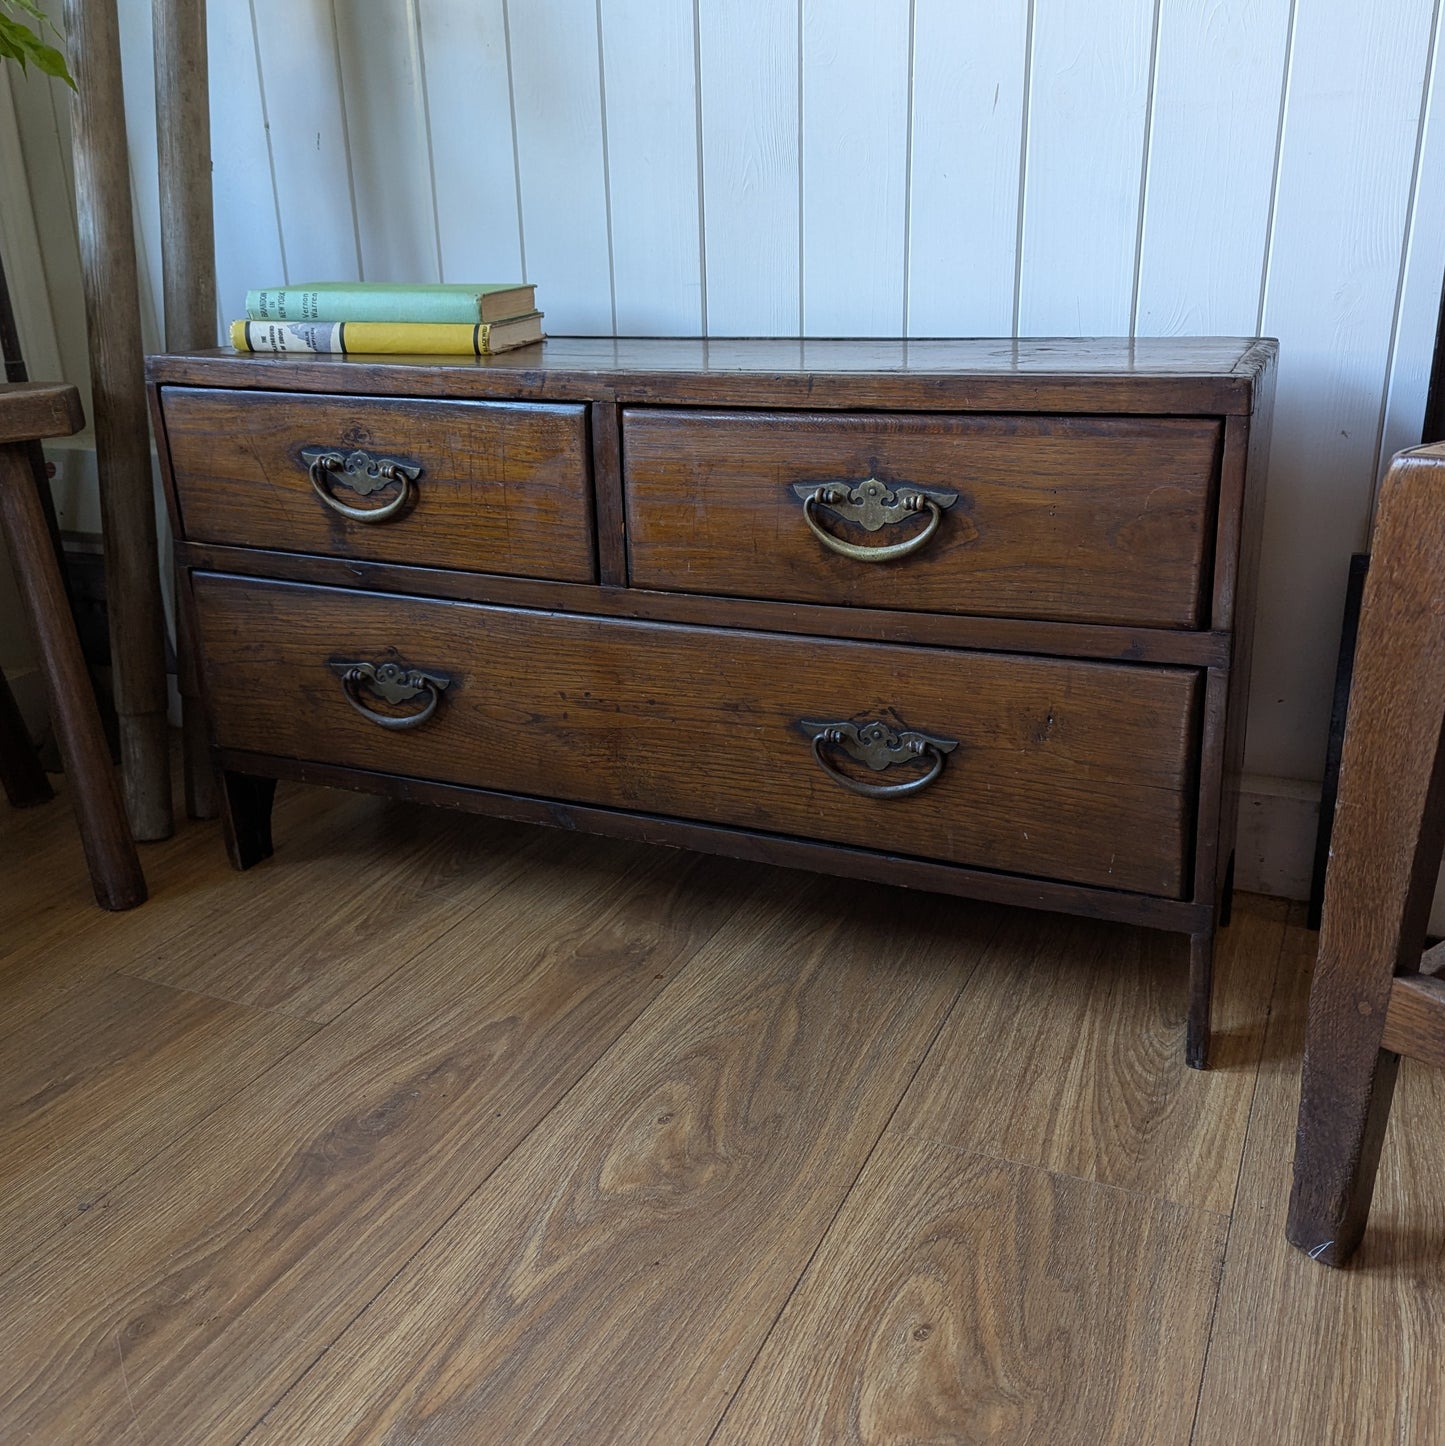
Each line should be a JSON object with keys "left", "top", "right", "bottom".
{"left": 194, "top": 574, "right": 1202, "bottom": 898}
{"left": 622, "top": 409, "right": 1222, "bottom": 627}
{"left": 161, "top": 387, "right": 594, "bottom": 582}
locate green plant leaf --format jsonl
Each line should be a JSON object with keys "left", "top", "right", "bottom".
{"left": 0, "top": 3, "right": 74, "bottom": 88}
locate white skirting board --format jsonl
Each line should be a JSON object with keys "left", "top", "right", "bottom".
{"left": 1238, "top": 773, "right": 1445, "bottom": 936}
{"left": 1234, "top": 775, "right": 1321, "bottom": 903}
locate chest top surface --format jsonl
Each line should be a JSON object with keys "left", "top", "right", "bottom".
{"left": 148, "top": 336, "right": 1276, "bottom": 415}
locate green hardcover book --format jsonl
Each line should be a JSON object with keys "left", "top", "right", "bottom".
{"left": 244, "top": 281, "right": 536, "bottom": 325}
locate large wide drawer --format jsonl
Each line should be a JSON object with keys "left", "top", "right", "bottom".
{"left": 194, "top": 574, "right": 1202, "bottom": 897}
{"left": 161, "top": 387, "right": 595, "bottom": 582}
{"left": 622, "top": 409, "right": 1222, "bottom": 627}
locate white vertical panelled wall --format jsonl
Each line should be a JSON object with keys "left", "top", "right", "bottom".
{"left": 5, "top": 0, "right": 1445, "bottom": 891}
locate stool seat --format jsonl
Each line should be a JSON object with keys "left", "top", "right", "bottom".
{"left": 0, "top": 381, "right": 145, "bottom": 910}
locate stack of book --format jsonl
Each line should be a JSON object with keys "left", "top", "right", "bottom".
{"left": 228, "top": 282, "right": 544, "bottom": 356}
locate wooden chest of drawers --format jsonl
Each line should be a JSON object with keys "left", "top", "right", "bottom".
{"left": 148, "top": 338, "right": 1276, "bottom": 1068}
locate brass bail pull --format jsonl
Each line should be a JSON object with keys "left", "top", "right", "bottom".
{"left": 801, "top": 716, "right": 958, "bottom": 798}
{"left": 302, "top": 446, "right": 421, "bottom": 523}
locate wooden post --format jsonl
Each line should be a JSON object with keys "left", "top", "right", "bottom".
{"left": 154, "top": 0, "right": 218, "bottom": 820}
{"left": 63, "top": 0, "right": 173, "bottom": 840}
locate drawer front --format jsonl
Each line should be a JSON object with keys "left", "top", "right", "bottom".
{"left": 195, "top": 574, "right": 1201, "bottom": 898}
{"left": 162, "top": 387, "right": 594, "bottom": 582}
{"left": 623, "top": 409, "right": 1222, "bottom": 627}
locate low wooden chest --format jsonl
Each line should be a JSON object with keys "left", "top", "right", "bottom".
{"left": 148, "top": 338, "right": 1276, "bottom": 1067}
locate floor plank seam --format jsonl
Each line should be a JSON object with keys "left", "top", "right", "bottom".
{"left": 0, "top": 1010, "right": 324, "bottom": 1292}
{"left": 105, "top": 831, "right": 547, "bottom": 1027}
{"left": 235, "top": 862, "right": 759, "bottom": 1441}
{"left": 703, "top": 926, "right": 997, "bottom": 1445}
{"left": 1186, "top": 913, "right": 1296, "bottom": 1446}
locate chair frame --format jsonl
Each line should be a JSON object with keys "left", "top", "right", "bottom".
{"left": 1288, "top": 441, "right": 1445, "bottom": 1266}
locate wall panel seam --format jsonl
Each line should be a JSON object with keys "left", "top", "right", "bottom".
{"left": 501, "top": 0, "right": 528, "bottom": 282}
{"left": 1012, "top": 0, "right": 1036, "bottom": 338}
{"left": 1256, "top": 0, "right": 1302, "bottom": 337}
{"left": 902, "top": 0, "right": 917, "bottom": 338}
{"left": 246, "top": 0, "right": 287, "bottom": 285}
{"left": 595, "top": 0, "right": 618, "bottom": 334}
{"left": 412, "top": 0, "right": 445, "bottom": 283}
{"left": 1129, "top": 0, "right": 1165, "bottom": 338}
{"left": 326, "top": 0, "right": 364, "bottom": 279}
{"left": 1369, "top": 0, "right": 1445, "bottom": 527}
{"left": 692, "top": 0, "right": 708, "bottom": 334}
{"left": 797, "top": 0, "right": 805, "bottom": 334}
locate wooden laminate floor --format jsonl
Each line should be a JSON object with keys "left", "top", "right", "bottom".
{"left": 2, "top": 778, "right": 1443, "bottom": 1444}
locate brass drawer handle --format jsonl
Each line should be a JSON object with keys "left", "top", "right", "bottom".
{"left": 333, "top": 660, "right": 451, "bottom": 730}
{"left": 792, "top": 478, "right": 959, "bottom": 563}
{"left": 302, "top": 446, "right": 421, "bottom": 523}
{"left": 802, "top": 717, "right": 958, "bottom": 798}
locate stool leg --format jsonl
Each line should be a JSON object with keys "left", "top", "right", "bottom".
{"left": 0, "top": 444, "right": 145, "bottom": 909}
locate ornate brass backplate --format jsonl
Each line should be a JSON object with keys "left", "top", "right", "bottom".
{"left": 300, "top": 446, "right": 421, "bottom": 497}
{"left": 790, "top": 477, "right": 959, "bottom": 532}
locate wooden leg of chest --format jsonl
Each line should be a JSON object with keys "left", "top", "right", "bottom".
{"left": 1187, "top": 926, "right": 1215, "bottom": 1070}
{"left": 221, "top": 771, "right": 276, "bottom": 870}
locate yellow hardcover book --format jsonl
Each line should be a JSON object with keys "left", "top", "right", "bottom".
{"left": 228, "top": 313, "right": 544, "bottom": 355}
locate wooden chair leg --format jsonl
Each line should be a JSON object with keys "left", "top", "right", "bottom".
{"left": 0, "top": 661, "right": 53, "bottom": 807}
{"left": 1287, "top": 442, "right": 1445, "bottom": 1266}
{"left": 1288, "top": 1030, "right": 1402, "bottom": 1266}
{"left": 0, "top": 442, "right": 145, "bottom": 909}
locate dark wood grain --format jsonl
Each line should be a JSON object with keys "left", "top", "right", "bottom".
{"left": 175, "top": 541, "right": 1233, "bottom": 666}
{"left": 624, "top": 409, "right": 1222, "bottom": 627}
{"left": 194, "top": 574, "right": 1202, "bottom": 896}
{"left": 147, "top": 336, "right": 1276, "bottom": 414}
{"left": 0, "top": 441, "right": 145, "bottom": 909}
{"left": 0, "top": 839, "right": 760, "bottom": 1444}
{"left": 161, "top": 386, "right": 595, "bottom": 582}
{"left": 247, "top": 875, "right": 989, "bottom": 1445}
{"left": 713, "top": 1136, "right": 1226, "bottom": 1446}
{"left": 1287, "top": 441, "right": 1445, "bottom": 1266}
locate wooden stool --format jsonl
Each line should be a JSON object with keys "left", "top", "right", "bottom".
{"left": 1288, "top": 441, "right": 1445, "bottom": 1265}
{"left": 0, "top": 382, "right": 145, "bottom": 909}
